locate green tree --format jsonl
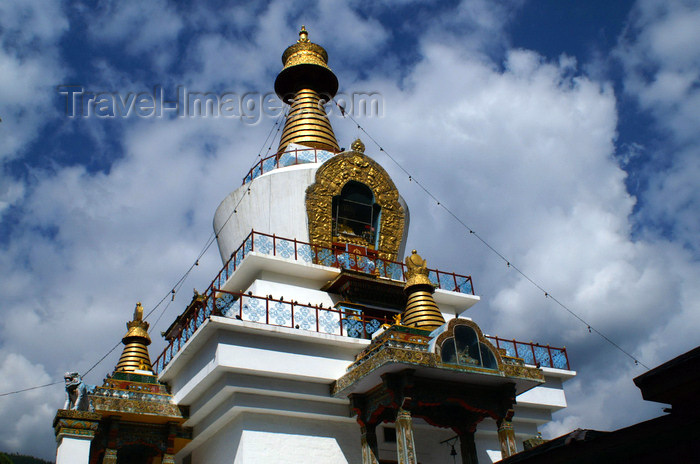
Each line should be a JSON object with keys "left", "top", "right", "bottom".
{"left": 0, "top": 452, "right": 14, "bottom": 464}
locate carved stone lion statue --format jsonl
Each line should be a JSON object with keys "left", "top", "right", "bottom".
{"left": 63, "top": 372, "right": 93, "bottom": 411}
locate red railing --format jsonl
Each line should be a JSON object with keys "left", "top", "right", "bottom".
{"left": 153, "top": 290, "right": 392, "bottom": 373}
{"left": 152, "top": 289, "right": 571, "bottom": 373}
{"left": 209, "top": 230, "right": 475, "bottom": 295}
{"left": 487, "top": 335, "right": 570, "bottom": 370}
{"left": 153, "top": 230, "right": 475, "bottom": 373}
{"left": 243, "top": 147, "right": 335, "bottom": 184}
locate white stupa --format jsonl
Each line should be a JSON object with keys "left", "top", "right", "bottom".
{"left": 152, "top": 27, "right": 575, "bottom": 464}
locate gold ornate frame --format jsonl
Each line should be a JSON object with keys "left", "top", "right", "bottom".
{"left": 305, "top": 150, "right": 406, "bottom": 261}
{"left": 433, "top": 318, "right": 505, "bottom": 370}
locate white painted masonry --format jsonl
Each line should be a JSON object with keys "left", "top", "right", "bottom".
{"left": 164, "top": 143, "right": 575, "bottom": 463}
{"left": 55, "top": 435, "right": 92, "bottom": 464}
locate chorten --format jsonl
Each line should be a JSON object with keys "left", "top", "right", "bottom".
{"left": 53, "top": 304, "right": 190, "bottom": 464}
{"left": 57, "top": 27, "right": 575, "bottom": 464}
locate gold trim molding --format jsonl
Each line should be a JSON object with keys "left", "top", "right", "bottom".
{"left": 305, "top": 149, "right": 405, "bottom": 261}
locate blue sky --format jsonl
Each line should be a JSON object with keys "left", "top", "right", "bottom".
{"left": 1, "top": 0, "right": 700, "bottom": 459}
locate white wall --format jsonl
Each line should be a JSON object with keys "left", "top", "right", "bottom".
{"left": 213, "top": 162, "right": 412, "bottom": 267}
{"left": 188, "top": 412, "right": 361, "bottom": 464}
{"left": 214, "top": 165, "right": 319, "bottom": 263}
{"left": 247, "top": 275, "right": 339, "bottom": 308}
{"left": 55, "top": 435, "right": 92, "bottom": 464}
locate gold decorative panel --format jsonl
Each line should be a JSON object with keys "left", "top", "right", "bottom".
{"left": 305, "top": 149, "right": 406, "bottom": 261}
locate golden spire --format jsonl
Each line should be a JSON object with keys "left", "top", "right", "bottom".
{"left": 298, "top": 25, "right": 309, "bottom": 43}
{"left": 114, "top": 302, "right": 154, "bottom": 373}
{"left": 401, "top": 250, "right": 446, "bottom": 331}
{"left": 274, "top": 26, "right": 340, "bottom": 154}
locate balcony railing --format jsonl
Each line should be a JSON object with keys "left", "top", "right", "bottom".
{"left": 243, "top": 147, "right": 336, "bottom": 184}
{"left": 152, "top": 287, "right": 571, "bottom": 373}
{"left": 487, "top": 335, "right": 570, "bottom": 370}
{"left": 211, "top": 230, "right": 475, "bottom": 295}
{"left": 153, "top": 230, "right": 476, "bottom": 373}
{"left": 153, "top": 290, "right": 393, "bottom": 373}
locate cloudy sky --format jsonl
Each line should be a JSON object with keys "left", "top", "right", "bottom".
{"left": 2, "top": 0, "right": 700, "bottom": 459}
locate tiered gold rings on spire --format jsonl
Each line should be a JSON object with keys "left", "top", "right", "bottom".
{"left": 275, "top": 26, "right": 340, "bottom": 153}
{"left": 114, "top": 302, "right": 154, "bottom": 373}
{"left": 401, "top": 250, "right": 446, "bottom": 331}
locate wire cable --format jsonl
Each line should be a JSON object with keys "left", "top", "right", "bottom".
{"left": 146, "top": 110, "right": 286, "bottom": 330}
{"left": 334, "top": 100, "right": 650, "bottom": 370}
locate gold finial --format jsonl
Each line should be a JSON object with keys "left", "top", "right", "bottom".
{"left": 114, "top": 302, "right": 154, "bottom": 373}
{"left": 401, "top": 250, "right": 446, "bottom": 331}
{"left": 275, "top": 26, "right": 340, "bottom": 153}
{"left": 298, "top": 25, "right": 309, "bottom": 43}
{"left": 280, "top": 26, "right": 330, "bottom": 70}
{"left": 405, "top": 250, "right": 432, "bottom": 287}
{"left": 351, "top": 138, "right": 365, "bottom": 153}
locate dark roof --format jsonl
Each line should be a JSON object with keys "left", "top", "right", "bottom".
{"left": 499, "top": 345, "right": 700, "bottom": 464}
{"left": 499, "top": 413, "right": 700, "bottom": 463}
{"left": 633, "top": 345, "right": 700, "bottom": 406}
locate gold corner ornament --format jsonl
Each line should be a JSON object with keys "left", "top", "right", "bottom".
{"left": 305, "top": 150, "right": 406, "bottom": 262}
{"left": 351, "top": 138, "right": 365, "bottom": 153}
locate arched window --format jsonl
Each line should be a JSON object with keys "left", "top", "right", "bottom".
{"left": 440, "top": 325, "right": 498, "bottom": 369}
{"left": 332, "top": 181, "right": 381, "bottom": 247}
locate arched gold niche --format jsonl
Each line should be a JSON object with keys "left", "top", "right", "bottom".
{"left": 305, "top": 146, "right": 406, "bottom": 262}
{"left": 434, "top": 318, "right": 505, "bottom": 371}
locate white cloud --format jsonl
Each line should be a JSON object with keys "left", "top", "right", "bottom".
{"left": 0, "top": 352, "right": 62, "bottom": 454}
{"left": 615, "top": 0, "right": 700, "bottom": 253}
{"left": 0, "top": 176, "right": 24, "bottom": 215}
{"left": 87, "top": 0, "right": 184, "bottom": 69}
{"left": 0, "top": 0, "right": 68, "bottom": 163}
{"left": 341, "top": 11, "right": 700, "bottom": 436}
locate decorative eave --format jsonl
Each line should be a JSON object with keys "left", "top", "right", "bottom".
{"left": 53, "top": 410, "right": 101, "bottom": 441}
{"left": 321, "top": 268, "right": 407, "bottom": 309}
{"left": 90, "top": 372, "right": 187, "bottom": 426}
{"left": 332, "top": 324, "right": 545, "bottom": 398}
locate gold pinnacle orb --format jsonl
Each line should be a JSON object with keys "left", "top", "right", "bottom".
{"left": 351, "top": 138, "right": 365, "bottom": 153}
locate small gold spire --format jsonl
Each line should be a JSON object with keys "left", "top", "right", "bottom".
{"left": 405, "top": 250, "right": 432, "bottom": 286}
{"left": 401, "top": 251, "right": 446, "bottom": 331}
{"left": 275, "top": 26, "right": 340, "bottom": 154}
{"left": 351, "top": 138, "right": 365, "bottom": 153}
{"left": 114, "top": 302, "right": 154, "bottom": 373}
